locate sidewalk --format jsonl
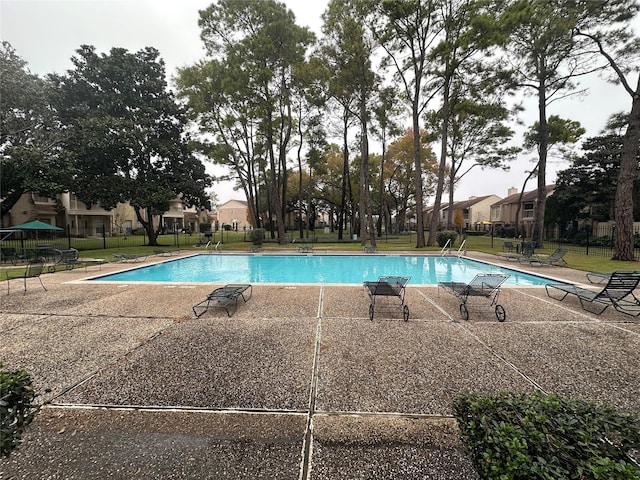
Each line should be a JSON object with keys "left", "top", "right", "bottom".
{"left": 1, "top": 252, "right": 638, "bottom": 479}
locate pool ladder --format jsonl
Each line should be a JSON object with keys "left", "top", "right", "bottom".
{"left": 205, "top": 241, "right": 221, "bottom": 254}
{"left": 440, "top": 239, "right": 467, "bottom": 257}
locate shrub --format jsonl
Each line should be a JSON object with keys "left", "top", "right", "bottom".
{"left": 436, "top": 230, "right": 458, "bottom": 248}
{"left": 0, "top": 363, "right": 37, "bottom": 457}
{"left": 248, "top": 228, "right": 264, "bottom": 245}
{"left": 453, "top": 391, "right": 640, "bottom": 480}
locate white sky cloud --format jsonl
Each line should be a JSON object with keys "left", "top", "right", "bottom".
{"left": 1, "top": 0, "right": 637, "bottom": 205}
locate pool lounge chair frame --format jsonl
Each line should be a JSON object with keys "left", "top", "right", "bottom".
{"left": 48, "top": 248, "right": 82, "bottom": 272}
{"left": 545, "top": 271, "right": 640, "bottom": 316}
{"left": 438, "top": 273, "right": 510, "bottom": 321}
{"left": 6, "top": 257, "right": 47, "bottom": 294}
{"left": 364, "top": 276, "right": 410, "bottom": 321}
{"left": 497, "top": 242, "right": 535, "bottom": 262}
{"left": 193, "top": 284, "right": 253, "bottom": 317}
{"left": 113, "top": 253, "right": 146, "bottom": 263}
{"left": 528, "top": 248, "right": 568, "bottom": 267}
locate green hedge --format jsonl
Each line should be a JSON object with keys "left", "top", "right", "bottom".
{"left": 248, "top": 228, "right": 265, "bottom": 245}
{"left": 1, "top": 363, "right": 37, "bottom": 457}
{"left": 436, "top": 230, "right": 458, "bottom": 248}
{"left": 453, "top": 391, "right": 640, "bottom": 479}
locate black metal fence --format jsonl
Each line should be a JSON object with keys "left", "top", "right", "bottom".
{"left": 550, "top": 223, "right": 640, "bottom": 261}
{"left": 0, "top": 229, "right": 223, "bottom": 263}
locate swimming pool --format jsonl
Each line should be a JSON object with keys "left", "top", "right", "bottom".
{"left": 91, "top": 254, "right": 556, "bottom": 286}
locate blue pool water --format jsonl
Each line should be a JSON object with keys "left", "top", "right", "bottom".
{"left": 92, "top": 254, "right": 555, "bottom": 286}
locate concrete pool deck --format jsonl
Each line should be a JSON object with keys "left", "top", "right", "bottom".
{"left": 1, "top": 251, "right": 639, "bottom": 479}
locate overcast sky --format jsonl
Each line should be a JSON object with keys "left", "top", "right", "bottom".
{"left": 2, "top": 0, "right": 638, "bottom": 205}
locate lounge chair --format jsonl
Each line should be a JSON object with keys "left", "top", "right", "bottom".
{"left": 112, "top": 253, "right": 146, "bottom": 263}
{"left": 48, "top": 248, "right": 82, "bottom": 272}
{"left": 6, "top": 257, "right": 47, "bottom": 294}
{"left": 153, "top": 249, "right": 177, "bottom": 256}
{"left": 497, "top": 242, "right": 535, "bottom": 262}
{"left": 192, "top": 284, "right": 253, "bottom": 317}
{"left": 545, "top": 270, "right": 640, "bottom": 316}
{"left": 439, "top": 273, "right": 509, "bottom": 321}
{"left": 297, "top": 244, "right": 313, "bottom": 253}
{"left": 586, "top": 272, "right": 612, "bottom": 284}
{"left": 503, "top": 240, "right": 516, "bottom": 252}
{"left": 528, "top": 248, "right": 568, "bottom": 267}
{"left": 364, "top": 276, "right": 410, "bottom": 321}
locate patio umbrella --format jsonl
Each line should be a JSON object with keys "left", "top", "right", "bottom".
{"left": 9, "top": 220, "right": 64, "bottom": 245}
{"left": 10, "top": 220, "right": 63, "bottom": 231}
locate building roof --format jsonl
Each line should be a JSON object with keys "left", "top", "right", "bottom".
{"left": 218, "top": 199, "right": 248, "bottom": 209}
{"left": 491, "top": 185, "right": 555, "bottom": 207}
{"left": 425, "top": 194, "right": 500, "bottom": 212}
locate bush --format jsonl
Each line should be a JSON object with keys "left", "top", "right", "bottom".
{"left": 436, "top": 230, "right": 458, "bottom": 248}
{"left": 248, "top": 228, "right": 264, "bottom": 245}
{"left": 1, "top": 363, "right": 37, "bottom": 457}
{"left": 453, "top": 391, "right": 640, "bottom": 480}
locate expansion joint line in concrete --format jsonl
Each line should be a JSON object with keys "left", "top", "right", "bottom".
{"left": 419, "top": 289, "right": 547, "bottom": 394}
{"left": 300, "top": 286, "right": 324, "bottom": 480}
{"left": 454, "top": 321, "right": 547, "bottom": 394}
{"left": 44, "top": 322, "right": 176, "bottom": 407}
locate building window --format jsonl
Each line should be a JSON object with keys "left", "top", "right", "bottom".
{"left": 523, "top": 202, "right": 534, "bottom": 219}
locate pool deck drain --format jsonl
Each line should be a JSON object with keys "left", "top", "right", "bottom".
{"left": 1, "top": 251, "right": 639, "bottom": 479}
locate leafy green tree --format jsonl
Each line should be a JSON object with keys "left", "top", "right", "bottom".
{"left": 178, "top": 58, "right": 264, "bottom": 230}
{"left": 183, "top": 0, "right": 314, "bottom": 244}
{"left": 424, "top": 0, "right": 510, "bottom": 242}
{"left": 322, "top": 0, "right": 378, "bottom": 246}
{"left": 0, "top": 41, "right": 70, "bottom": 221}
{"left": 371, "top": 86, "right": 404, "bottom": 236}
{"left": 372, "top": 0, "right": 444, "bottom": 248}
{"left": 573, "top": 2, "right": 640, "bottom": 260}
{"left": 514, "top": 115, "right": 585, "bottom": 236}
{"left": 426, "top": 93, "right": 519, "bottom": 229}
{"left": 550, "top": 134, "right": 640, "bottom": 229}
{"left": 499, "top": 0, "right": 632, "bottom": 247}
{"left": 52, "top": 45, "right": 211, "bottom": 246}
{"left": 291, "top": 56, "right": 328, "bottom": 238}
{"left": 384, "top": 128, "right": 438, "bottom": 232}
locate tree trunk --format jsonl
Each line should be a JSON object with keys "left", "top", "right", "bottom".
{"left": 135, "top": 207, "right": 159, "bottom": 246}
{"left": 428, "top": 77, "right": 451, "bottom": 246}
{"left": 338, "top": 113, "right": 349, "bottom": 241}
{"left": 613, "top": 76, "right": 640, "bottom": 261}
{"left": 0, "top": 187, "right": 25, "bottom": 220}
{"left": 360, "top": 97, "right": 376, "bottom": 247}
{"left": 533, "top": 70, "right": 549, "bottom": 248}
{"left": 412, "top": 98, "right": 426, "bottom": 248}
{"left": 377, "top": 131, "right": 386, "bottom": 237}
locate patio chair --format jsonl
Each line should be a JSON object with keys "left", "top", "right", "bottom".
{"left": 528, "top": 248, "right": 568, "bottom": 267}
{"left": 545, "top": 270, "right": 640, "bottom": 316}
{"left": 192, "top": 284, "right": 253, "bottom": 317}
{"left": 6, "top": 257, "right": 47, "bottom": 294}
{"left": 439, "top": 273, "right": 509, "bottom": 321}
